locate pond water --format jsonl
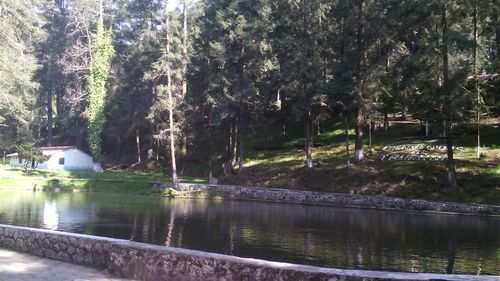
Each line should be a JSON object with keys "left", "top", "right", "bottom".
{"left": 0, "top": 190, "right": 498, "bottom": 275}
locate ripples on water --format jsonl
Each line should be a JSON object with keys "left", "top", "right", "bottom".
{"left": 0, "top": 190, "right": 498, "bottom": 275}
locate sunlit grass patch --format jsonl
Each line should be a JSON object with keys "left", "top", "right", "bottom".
{"left": 0, "top": 167, "right": 205, "bottom": 194}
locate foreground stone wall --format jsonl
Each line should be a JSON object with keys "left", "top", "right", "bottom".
{"left": 0, "top": 224, "right": 113, "bottom": 268}
{"left": 0, "top": 224, "right": 498, "bottom": 281}
{"left": 156, "top": 183, "right": 500, "bottom": 216}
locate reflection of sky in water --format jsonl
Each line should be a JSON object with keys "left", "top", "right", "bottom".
{"left": 42, "top": 201, "right": 58, "bottom": 230}
{"left": 0, "top": 191, "right": 499, "bottom": 275}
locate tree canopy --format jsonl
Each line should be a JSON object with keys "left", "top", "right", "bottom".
{"left": 0, "top": 0, "right": 498, "bottom": 188}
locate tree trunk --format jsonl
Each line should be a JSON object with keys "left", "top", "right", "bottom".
{"left": 442, "top": 3, "right": 456, "bottom": 188}
{"left": 238, "top": 111, "right": 244, "bottom": 174}
{"left": 165, "top": 0, "right": 178, "bottom": 186}
{"left": 55, "top": 87, "right": 63, "bottom": 131}
{"left": 47, "top": 87, "right": 53, "bottom": 147}
{"left": 177, "top": 0, "right": 188, "bottom": 162}
{"left": 496, "top": 8, "right": 500, "bottom": 61}
{"left": 167, "top": 92, "right": 179, "bottom": 185}
{"left": 355, "top": 108, "right": 364, "bottom": 162}
{"left": 344, "top": 114, "right": 350, "bottom": 169}
{"left": 473, "top": 3, "right": 481, "bottom": 159}
{"left": 310, "top": 119, "right": 314, "bottom": 148}
{"left": 136, "top": 129, "right": 141, "bottom": 163}
{"left": 354, "top": 0, "right": 364, "bottom": 162}
{"left": 446, "top": 123, "right": 456, "bottom": 188}
{"left": 304, "top": 111, "right": 313, "bottom": 168}
{"left": 224, "top": 125, "right": 233, "bottom": 176}
{"left": 401, "top": 106, "right": 407, "bottom": 121}
{"left": 384, "top": 112, "right": 389, "bottom": 131}
{"left": 115, "top": 134, "right": 122, "bottom": 156}
{"left": 156, "top": 140, "right": 160, "bottom": 161}
{"left": 368, "top": 120, "right": 372, "bottom": 151}
{"left": 182, "top": 0, "right": 188, "bottom": 99}
{"left": 168, "top": 89, "right": 178, "bottom": 185}
{"left": 181, "top": 136, "right": 187, "bottom": 157}
{"left": 46, "top": 59, "right": 54, "bottom": 147}
{"left": 231, "top": 121, "right": 237, "bottom": 165}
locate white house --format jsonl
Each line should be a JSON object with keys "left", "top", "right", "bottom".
{"left": 7, "top": 146, "right": 94, "bottom": 171}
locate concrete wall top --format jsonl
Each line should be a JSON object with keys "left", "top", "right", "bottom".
{"left": 0, "top": 224, "right": 498, "bottom": 281}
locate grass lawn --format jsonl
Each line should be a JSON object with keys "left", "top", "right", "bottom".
{"left": 0, "top": 167, "right": 206, "bottom": 193}
{"left": 223, "top": 119, "right": 500, "bottom": 205}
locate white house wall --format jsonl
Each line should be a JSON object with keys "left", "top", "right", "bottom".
{"left": 63, "top": 149, "right": 93, "bottom": 171}
{"left": 9, "top": 157, "right": 23, "bottom": 168}
{"left": 44, "top": 151, "right": 65, "bottom": 170}
{"left": 8, "top": 149, "right": 93, "bottom": 171}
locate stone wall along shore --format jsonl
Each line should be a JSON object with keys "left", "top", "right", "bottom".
{"left": 0, "top": 224, "right": 498, "bottom": 281}
{"left": 155, "top": 183, "right": 500, "bottom": 217}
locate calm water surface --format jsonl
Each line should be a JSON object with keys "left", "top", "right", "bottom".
{"left": 0, "top": 191, "right": 499, "bottom": 275}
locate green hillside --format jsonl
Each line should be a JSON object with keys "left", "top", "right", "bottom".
{"left": 221, "top": 119, "right": 500, "bottom": 205}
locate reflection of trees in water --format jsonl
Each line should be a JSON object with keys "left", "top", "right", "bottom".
{"left": 165, "top": 208, "right": 175, "bottom": 247}
{"left": 224, "top": 220, "right": 241, "bottom": 256}
{"left": 303, "top": 231, "right": 311, "bottom": 260}
{"left": 134, "top": 199, "right": 499, "bottom": 275}
{"left": 447, "top": 234, "right": 456, "bottom": 274}
{"left": 0, "top": 192, "right": 499, "bottom": 275}
{"left": 129, "top": 213, "right": 137, "bottom": 241}
{"left": 0, "top": 191, "right": 46, "bottom": 227}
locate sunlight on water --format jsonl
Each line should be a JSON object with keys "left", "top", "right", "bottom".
{"left": 42, "top": 201, "right": 59, "bottom": 230}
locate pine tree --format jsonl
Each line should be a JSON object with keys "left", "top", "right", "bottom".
{"left": 0, "top": 0, "right": 46, "bottom": 149}
{"left": 146, "top": 1, "right": 185, "bottom": 185}
{"left": 270, "top": 0, "right": 326, "bottom": 169}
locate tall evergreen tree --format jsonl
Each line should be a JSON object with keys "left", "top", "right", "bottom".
{"left": 270, "top": 0, "right": 327, "bottom": 168}
{"left": 38, "top": 0, "right": 69, "bottom": 147}
{"left": 146, "top": 1, "right": 185, "bottom": 184}
{"left": 0, "top": 0, "right": 47, "bottom": 150}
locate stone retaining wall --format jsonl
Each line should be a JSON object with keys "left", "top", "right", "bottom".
{"left": 157, "top": 183, "right": 500, "bottom": 216}
{"left": 1, "top": 224, "right": 498, "bottom": 281}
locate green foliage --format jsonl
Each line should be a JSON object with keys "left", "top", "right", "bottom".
{"left": 0, "top": 0, "right": 47, "bottom": 150}
{"left": 2, "top": 0, "right": 499, "bottom": 188}
{"left": 15, "top": 144, "right": 49, "bottom": 172}
{"left": 145, "top": 9, "right": 184, "bottom": 145}
{"left": 86, "top": 15, "right": 114, "bottom": 159}
{"left": 162, "top": 188, "right": 176, "bottom": 197}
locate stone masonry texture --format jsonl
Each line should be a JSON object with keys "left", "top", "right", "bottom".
{"left": 154, "top": 183, "right": 500, "bottom": 217}
{"left": 0, "top": 224, "right": 499, "bottom": 281}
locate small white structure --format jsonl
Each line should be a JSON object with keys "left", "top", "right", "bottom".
{"left": 7, "top": 146, "right": 94, "bottom": 171}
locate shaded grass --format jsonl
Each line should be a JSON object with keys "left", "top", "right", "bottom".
{"left": 224, "top": 121, "right": 500, "bottom": 205}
